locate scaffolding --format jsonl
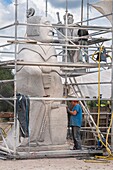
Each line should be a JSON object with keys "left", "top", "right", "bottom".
{"left": 0, "top": 0, "right": 113, "bottom": 159}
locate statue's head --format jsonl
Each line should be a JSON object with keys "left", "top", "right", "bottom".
{"left": 27, "top": 16, "right": 54, "bottom": 42}
{"left": 63, "top": 13, "right": 74, "bottom": 24}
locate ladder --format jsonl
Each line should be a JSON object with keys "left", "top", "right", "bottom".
{"left": 69, "top": 77, "right": 100, "bottom": 142}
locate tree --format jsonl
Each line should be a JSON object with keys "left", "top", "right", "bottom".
{"left": 0, "top": 68, "right": 14, "bottom": 112}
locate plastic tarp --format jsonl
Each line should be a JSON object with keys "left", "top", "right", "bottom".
{"left": 75, "top": 69, "right": 111, "bottom": 98}
{"left": 82, "top": 0, "right": 112, "bottom": 98}
{"left": 91, "top": 0, "right": 112, "bottom": 24}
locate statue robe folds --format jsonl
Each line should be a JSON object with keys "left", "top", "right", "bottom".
{"left": 16, "top": 15, "right": 67, "bottom": 146}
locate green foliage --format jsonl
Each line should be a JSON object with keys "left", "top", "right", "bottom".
{"left": 86, "top": 100, "right": 108, "bottom": 111}
{"left": 87, "top": 100, "right": 97, "bottom": 108}
{"left": 0, "top": 68, "right": 13, "bottom": 80}
{"left": 0, "top": 68, "right": 14, "bottom": 112}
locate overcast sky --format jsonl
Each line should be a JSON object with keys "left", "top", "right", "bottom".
{"left": 0, "top": 0, "right": 101, "bottom": 23}
{"left": 48, "top": 0, "right": 99, "bottom": 9}
{"left": 3, "top": 0, "right": 99, "bottom": 8}
{"left": 0, "top": 0, "right": 109, "bottom": 25}
{"left": 0, "top": 0, "right": 111, "bottom": 61}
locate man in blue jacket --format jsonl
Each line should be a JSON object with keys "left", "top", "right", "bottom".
{"left": 67, "top": 100, "right": 82, "bottom": 150}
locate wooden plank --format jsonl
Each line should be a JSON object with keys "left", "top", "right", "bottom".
{"left": 0, "top": 112, "right": 14, "bottom": 118}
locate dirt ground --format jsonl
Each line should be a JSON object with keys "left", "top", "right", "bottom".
{"left": 0, "top": 158, "right": 113, "bottom": 170}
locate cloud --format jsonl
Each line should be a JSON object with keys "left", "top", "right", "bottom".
{"left": 48, "top": 0, "right": 100, "bottom": 9}
{"left": 0, "top": 0, "right": 111, "bottom": 61}
{"left": 0, "top": 0, "right": 47, "bottom": 53}
{"left": 48, "top": 0, "right": 80, "bottom": 9}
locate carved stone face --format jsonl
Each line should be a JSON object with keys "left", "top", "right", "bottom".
{"left": 67, "top": 16, "right": 74, "bottom": 24}
{"left": 39, "top": 17, "right": 54, "bottom": 42}
{"left": 63, "top": 13, "right": 74, "bottom": 24}
{"left": 27, "top": 16, "right": 54, "bottom": 42}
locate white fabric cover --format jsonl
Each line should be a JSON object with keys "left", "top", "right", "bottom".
{"left": 75, "top": 69, "right": 111, "bottom": 98}
{"left": 92, "top": 0, "right": 112, "bottom": 24}
{"left": 80, "top": 0, "right": 112, "bottom": 98}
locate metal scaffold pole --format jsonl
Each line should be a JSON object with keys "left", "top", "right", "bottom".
{"left": 64, "top": 0, "right": 68, "bottom": 99}
{"left": 87, "top": 0, "right": 89, "bottom": 26}
{"left": 111, "top": 0, "right": 113, "bottom": 152}
{"left": 0, "top": 0, "right": 113, "bottom": 158}
{"left": 14, "top": 0, "right": 18, "bottom": 159}
{"left": 26, "top": 0, "right": 28, "bottom": 18}
{"left": 81, "top": 0, "right": 83, "bottom": 25}
{"left": 65, "top": 0, "right": 68, "bottom": 63}
{"left": 45, "top": 0, "right": 48, "bottom": 17}
{"left": 87, "top": 0, "right": 89, "bottom": 63}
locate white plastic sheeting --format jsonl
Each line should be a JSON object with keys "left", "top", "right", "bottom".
{"left": 75, "top": 69, "right": 111, "bottom": 98}
{"left": 80, "top": 0, "right": 112, "bottom": 99}
{"left": 91, "top": 0, "right": 112, "bottom": 24}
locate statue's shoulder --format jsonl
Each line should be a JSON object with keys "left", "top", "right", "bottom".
{"left": 18, "top": 42, "right": 55, "bottom": 52}
{"left": 18, "top": 42, "right": 56, "bottom": 61}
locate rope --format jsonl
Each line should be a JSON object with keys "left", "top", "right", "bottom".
{"left": 92, "top": 46, "right": 111, "bottom": 63}
{"left": 84, "top": 158, "right": 110, "bottom": 163}
{"left": 84, "top": 49, "right": 113, "bottom": 162}
{"left": 96, "top": 45, "right": 113, "bottom": 157}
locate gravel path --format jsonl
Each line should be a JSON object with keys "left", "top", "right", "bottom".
{"left": 0, "top": 158, "right": 113, "bottom": 170}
